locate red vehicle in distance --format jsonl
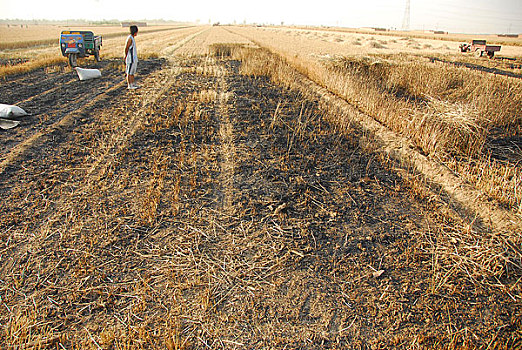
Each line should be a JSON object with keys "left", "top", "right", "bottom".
{"left": 459, "top": 40, "right": 501, "bottom": 58}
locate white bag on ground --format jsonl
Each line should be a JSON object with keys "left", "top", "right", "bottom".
{"left": 75, "top": 67, "right": 102, "bottom": 81}
{"left": 0, "top": 118, "right": 21, "bottom": 130}
{"left": 0, "top": 104, "right": 28, "bottom": 119}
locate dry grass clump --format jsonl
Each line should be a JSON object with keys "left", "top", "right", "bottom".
{"left": 447, "top": 154, "right": 522, "bottom": 212}
{"left": 0, "top": 54, "right": 64, "bottom": 79}
{"left": 197, "top": 89, "right": 218, "bottom": 103}
{"left": 423, "top": 223, "right": 522, "bottom": 294}
{"left": 324, "top": 56, "right": 492, "bottom": 156}
{"left": 368, "top": 40, "right": 387, "bottom": 49}
{"left": 231, "top": 46, "right": 301, "bottom": 86}
{"left": 3, "top": 308, "right": 60, "bottom": 347}
{"left": 209, "top": 43, "right": 247, "bottom": 58}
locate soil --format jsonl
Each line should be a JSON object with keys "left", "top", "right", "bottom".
{"left": 0, "top": 56, "right": 520, "bottom": 349}
{"left": 486, "top": 126, "right": 522, "bottom": 164}
{"left": 0, "top": 58, "right": 29, "bottom": 66}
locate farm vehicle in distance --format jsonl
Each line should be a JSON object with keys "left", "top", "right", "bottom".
{"left": 459, "top": 40, "right": 501, "bottom": 58}
{"left": 60, "top": 31, "right": 102, "bottom": 67}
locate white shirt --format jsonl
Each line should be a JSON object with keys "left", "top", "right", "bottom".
{"left": 125, "top": 35, "right": 138, "bottom": 64}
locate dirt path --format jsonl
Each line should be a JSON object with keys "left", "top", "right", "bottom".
{"left": 0, "top": 53, "right": 520, "bottom": 348}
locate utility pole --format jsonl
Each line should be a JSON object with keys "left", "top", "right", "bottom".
{"left": 402, "top": 0, "right": 410, "bottom": 31}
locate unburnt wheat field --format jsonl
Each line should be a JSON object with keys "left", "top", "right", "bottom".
{"left": 0, "top": 25, "right": 521, "bottom": 349}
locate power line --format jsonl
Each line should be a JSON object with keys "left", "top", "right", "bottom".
{"left": 402, "top": 0, "right": 410, "bottom": 30}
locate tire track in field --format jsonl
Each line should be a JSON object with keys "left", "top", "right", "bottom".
{"left": 15, "top": 77, "right": 78, "bottom": 105}
{"left": 82, "top": 64, "right": 182, "bottom": 183}
{"left": 216, "top": 65, "right": 236, "bottom": 214}
{"left": 1, "top": 71, "right": 75, "bottom": 103}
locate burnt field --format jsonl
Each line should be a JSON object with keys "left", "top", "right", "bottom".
{"left": 0, "top": 53, "right": 521, "bottom": 349}
{"left": 0, "top": 59, "right": 164, "bottom": 165}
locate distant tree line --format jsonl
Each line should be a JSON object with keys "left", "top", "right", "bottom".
{"left": 0, "top": 19, "right": 183, "bottom": 26}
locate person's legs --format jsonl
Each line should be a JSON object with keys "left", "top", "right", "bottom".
{"left": 131, "top": 62, "right": 138, "bottom": 87}
{"left": 126, "top": 63, "right": 138, "bottom": 89}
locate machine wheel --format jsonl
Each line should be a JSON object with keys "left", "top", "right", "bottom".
{"left": 68, "top": 53, "right": 78, "bottom": 67}
{"left": 94, "top": 49, "right": 101, "bottom": 62}
{"left": 487, "top": 51, "right": 495, "bottom": 59}
{"left": 474, "top": 49, "right": 483, "bottom": 58}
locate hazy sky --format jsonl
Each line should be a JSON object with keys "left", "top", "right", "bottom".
{"left": 1, "top": 0, "right": 521, "bottom": 34}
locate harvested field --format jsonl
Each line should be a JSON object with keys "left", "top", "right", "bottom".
{"left": 0, "top": 26, "right": 521, "bottom": 349}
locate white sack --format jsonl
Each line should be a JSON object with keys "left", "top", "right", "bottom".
{"left": 0, "top": 104, "right": 28, "bottom": 119}
{"left": 75, "top": 67, "right": 102, "bottom": 81}
{"left": 0, "top": 118, "right": 21, "bottom": 130}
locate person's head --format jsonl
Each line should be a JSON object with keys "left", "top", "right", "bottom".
{"left": 130, "top": 25, "right": 138, "bottom": 36}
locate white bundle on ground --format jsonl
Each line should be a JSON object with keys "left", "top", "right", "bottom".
{"left": 0, "top": 103, "right": 28, "bottom": 119}
{"left": 0, "top": 119, "right": 21, "bottom": 130}
{"left": 75, "top": 67, "right": 102, "bottom": 81}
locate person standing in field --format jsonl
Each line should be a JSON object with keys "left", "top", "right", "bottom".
{"left": 124, "top": 25, "right": 139, "bottom": 89}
